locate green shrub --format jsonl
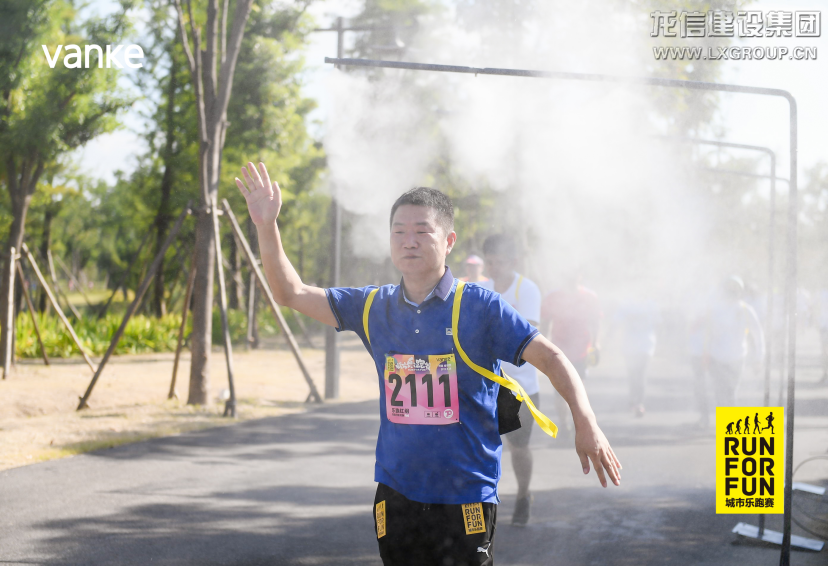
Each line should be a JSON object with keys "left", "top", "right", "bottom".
{"left": 16, "top": 312, "right": 188, "bottom": 358}
{"left": 211, "top": 308, "right": 249, "bottom": 344}
{"left": 16, "top": 303, "right": 319, "bottom": 358}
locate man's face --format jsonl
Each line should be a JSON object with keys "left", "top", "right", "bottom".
{"left": 390, "top": 205, "right": 456, "bottom": 277}
{"left": 484, "top": 253, "right": 515, "bottom": 282}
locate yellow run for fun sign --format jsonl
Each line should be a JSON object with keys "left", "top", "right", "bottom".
{"left": 716, "top": 407, "right": 784, "bottom": 514}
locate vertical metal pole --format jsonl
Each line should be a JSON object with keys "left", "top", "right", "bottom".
{"left": 325, "top": 192, "right": 343, "bottom": 399}
{"left": 758, "top": 153, "right": 776, "bottom": 540}
{"left": 335, "top": 17, "right": 344, "bottom": 69}
{"left": 3, "top": 248, "right": 15, "bottom": 378}
{"left": 325, "top": 17, "right": 345, "bottom": 400}
{"left": 763, "top": 154, "right": 776, "bottom": 408}
{"left": 213, "top": 205, "right": 237, "bottom": 418}
{"left": 778, "top": 96, "right": 798, "bottom": 566}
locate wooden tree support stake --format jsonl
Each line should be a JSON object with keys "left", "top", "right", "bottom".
{"left": 221, "top": 199, "right": 323, "bottom": 403}
{"left": 53, "top": 253, "right": 94, "bottom": 309}
{"left": 77, "top": 205, "right": 191, "bottom": 410}
{"left": 3, "top": 248, "right": 16, "bottom": 378}
{"left": 16, "top": 262, "right": 49, "bottom": 365}
{"left": 21, "top": 243, "right": 96, "bottom": 373}
{"left": 246, "top": 270, "right": 258, "bottom": 350}
{"left": 290, "top": 308, "right": 317, "bottom": 349}
{"left": 169, "top": 262, "right": 196, "bottom": 400}
{"left": 97, "top": 229, "right": 153, "bottom": 319}
{"left": 47, "top": 250, "right": 82, "bottom": 320}
{"left": 212, "top": 203, "right": 237, "bottom": 418}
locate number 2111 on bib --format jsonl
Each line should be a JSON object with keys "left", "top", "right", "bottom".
{"left": 384, "top": 354, "right": 460, "bottom": 425}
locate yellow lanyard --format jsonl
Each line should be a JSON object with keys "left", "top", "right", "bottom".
{"left": 362, "top": 281, "right": 558, "bottom": 438}
{"left": 514, "top": 275, "right": 523, "bottom": 304}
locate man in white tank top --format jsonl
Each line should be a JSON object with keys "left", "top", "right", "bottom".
{"left": 479, "top": 234, "right": 542, "bottom": 527}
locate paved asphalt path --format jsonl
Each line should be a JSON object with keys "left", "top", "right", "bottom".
{"left": 1, "top": 354, "right": 826, "bottom": 565}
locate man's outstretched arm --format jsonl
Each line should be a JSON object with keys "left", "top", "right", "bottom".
{"left": 521, "top": 335, "right": 622, "bottom": 488}
{"left": 235, "top": 162, "right": 337, "bottom": 327}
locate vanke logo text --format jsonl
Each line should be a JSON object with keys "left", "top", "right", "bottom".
{"left": 42, "top": 44, "right": 145, "bottom": 69}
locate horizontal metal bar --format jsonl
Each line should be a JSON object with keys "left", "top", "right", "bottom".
{"left": 699, "top": 167, "right": 789, "bottom": 184}
{"left": 313, "top": 25, "right": 393, "bottom": 32}
{"left": 324, "top": 57, "right": 795, "bottom": 102}
{"left": 655, "top": 135, "right": 775, "bottom": 157}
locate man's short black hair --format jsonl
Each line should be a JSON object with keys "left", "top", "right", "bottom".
{"left": 390, "top": 187, "right": 454, "bottom": 234}
{"left": 482, "top": 234, "right": 517, "bottom": 258}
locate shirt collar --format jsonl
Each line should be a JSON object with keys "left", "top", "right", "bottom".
{"left": 400, "top": 266, "right": 455, "bottom": 307}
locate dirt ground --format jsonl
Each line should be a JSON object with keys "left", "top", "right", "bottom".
{"left": 1, "top": 336, "right": 378, "bottom": 471}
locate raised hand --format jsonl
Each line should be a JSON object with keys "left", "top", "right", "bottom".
{"left": 235, "top": 162, "right": 282, "bottom": 226}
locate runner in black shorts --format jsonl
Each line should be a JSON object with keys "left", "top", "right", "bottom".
{"left": 374, "top": 483, "right": 496, "bottom": 566}
{"left": 480, "top": 234, "right": 545, "bottom": 526}
{"left": 235, "top": 163, "right": 621, "bottom": 565}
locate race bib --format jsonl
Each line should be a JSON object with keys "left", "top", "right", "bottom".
{"left": 384, "top": 354, "right": 460, "bottom": 425}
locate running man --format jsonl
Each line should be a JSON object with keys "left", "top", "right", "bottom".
{"left": 608, "top": 296, "right": 661, "bottom": 418}
{"left": 693, "top": 276, "right": 765, "bottom": 411}
{"left": 764, "top": 412, "right": 775, "bottom": 433}
{"left": 479, "top": 234, "right": 542, "bottom": 527}
{"left": 235, "top": 163, "right": 620, "bottom": 565}
{"left": 540, "top": 272, "right": 602, "bottom": 434}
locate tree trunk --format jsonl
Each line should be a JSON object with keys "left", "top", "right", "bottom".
{"left": 177, "top": 0, "right": 255, "bottom": 406}
{"left": 187, "top": 123, "right": 222, "bottom": 405}
{"left": 187, "top": 177, "right": 217, "bottom": 406}
{"left": 0, "top": 182, "right": 36, "bottom": 364}
{"left": 152, "top": 48, "right": 179, "bottom": 318}
{"left": 38, "top": 206, "right": 54, "bottom": 314}
{"left": 227, "top": 231, "right": 244, "bottom": 309}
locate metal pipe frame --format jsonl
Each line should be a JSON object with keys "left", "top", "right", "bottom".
{"left": 324, "top": 56, "right": 800, "bottom": 565}
{"left": 667, "top": 136, "right": 780, "bottom": 409}
{"left": 691, "top": 147, "right": 779, "bottom": 543}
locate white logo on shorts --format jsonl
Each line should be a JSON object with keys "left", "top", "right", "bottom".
{"left": 477, "top": 543, "right": 491, "bottom": 556}
{"left": 443, "top": 409, "right": 454, "bottom": 419}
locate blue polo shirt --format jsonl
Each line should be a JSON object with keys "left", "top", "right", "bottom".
{"left": 325, "top": 267, "right": 539, "bottom": 504}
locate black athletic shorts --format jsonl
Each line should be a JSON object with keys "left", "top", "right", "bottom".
{"left": 503, "top": 393, "right": 540, "bottom": 448}
{"left": 373, "top": 483, "right": 497, "bottom": 566}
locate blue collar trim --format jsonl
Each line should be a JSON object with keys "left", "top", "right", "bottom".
{"left": 400, "top": 266, "right": 455, "bottom": 306}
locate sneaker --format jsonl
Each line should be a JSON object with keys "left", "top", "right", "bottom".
{"left": 512, "top": 494, "right": 533, "bottom": 527}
